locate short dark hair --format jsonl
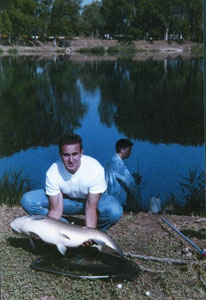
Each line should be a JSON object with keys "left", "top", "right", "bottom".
{"left": 116, "top": 139, "right": 133, "bottom": 153}
{"left": 59, "top": 134, "right": 83, "bottom": 152}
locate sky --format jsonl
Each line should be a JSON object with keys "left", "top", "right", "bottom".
{"left": 82, "top": 0, "right": 95, "bottom": 6}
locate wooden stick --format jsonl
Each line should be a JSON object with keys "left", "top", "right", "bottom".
{"left": 139, "top": 265, "right": 164, "bottom": 273}
{"left": 124, "top": 252, "right": 191, "bottom": 265}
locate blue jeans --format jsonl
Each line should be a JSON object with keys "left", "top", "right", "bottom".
{"left": 20, "top": 189, "right": 123, "bottom": 231}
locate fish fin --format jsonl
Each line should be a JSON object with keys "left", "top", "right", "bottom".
{"left": 91, "top": 244, "right": 103, "bottom": 252}
{"left": 92, "top": 239, "right": 105, "bottom": 246}
{"left": 57, "top": 244, "right": 67, "bottom": 255}
{"left": 31, "top": 215, "right": 46, "bottom": 221}
{"left": 29, "top": 236, "right": 37, "bottom": 253}
{"left": 59, "top": 232, "right": 70, "bottom": 240}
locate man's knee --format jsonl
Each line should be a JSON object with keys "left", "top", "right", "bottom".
{"left": 21, "top": 191, "right": 32, "bottom": 209}
{"left": 109, "top": 200, "right": 123, "bottom": 222}
{"left": 20, "top": 189, "right": 46, "bottom": 212}
{"left": 103, "top": 195, "right": 123, "bottom": 223}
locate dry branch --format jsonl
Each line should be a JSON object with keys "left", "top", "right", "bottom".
{"left": 124, "top": 252, "right": 192, "bottom": 264}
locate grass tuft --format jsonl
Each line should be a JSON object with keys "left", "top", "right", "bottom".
{"left": 0, "top": 170, "right": 32, "bottom": 207}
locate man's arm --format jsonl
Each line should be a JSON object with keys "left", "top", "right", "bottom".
{"left": 116, "top": 166, "right": 138, "bottom": 198}
{"left": 47, "top": 192, "right": 63, "bottom": 219}
{"left": 85, "top": 192, "right": 101, "bottom": 228}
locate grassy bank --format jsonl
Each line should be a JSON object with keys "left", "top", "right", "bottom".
{"left": 1, "top": 207, "right": 206, "bottom": 299}
{"left": 78, "top": 43, "right": 139, "bottom": 56}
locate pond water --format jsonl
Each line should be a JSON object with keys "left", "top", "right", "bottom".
{"left": 0, "top": 55, "right": 204, "bottom": 209}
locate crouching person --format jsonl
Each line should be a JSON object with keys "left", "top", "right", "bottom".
{"left": 21, "top": 134, "right": 123, "bottom": 232}
{"left": 105, "top": 139, "right": 139, "bottom": 211}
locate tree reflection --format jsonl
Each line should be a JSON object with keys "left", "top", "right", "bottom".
{"left": 0, "top": 57, "right": 87, "bottom": 157}
{"left": 0, "top": 56, "right": 203, "bottom": 159}
{"left": 96, "top": 58, "right": 203, "bottom": 145}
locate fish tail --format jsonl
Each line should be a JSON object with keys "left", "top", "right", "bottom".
{"left": 105, "top": 236, "right": 125, "bottom": 258}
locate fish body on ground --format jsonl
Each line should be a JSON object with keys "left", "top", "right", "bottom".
{"left": 10, "top": 215, "right": 124, "bottom": 257}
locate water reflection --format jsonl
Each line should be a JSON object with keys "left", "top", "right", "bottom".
{"left": 0, "top": 55, "right": 204, "bottom": 207}
{"left": 0, "top": 56, "right": 87, "bottom": 157}
{"left": 96, "top": 58, "right": 203, "bottom": 145}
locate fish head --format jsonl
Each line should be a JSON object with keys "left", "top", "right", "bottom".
{"left": 10, "top": 216, "right": 30, "bottom": 234}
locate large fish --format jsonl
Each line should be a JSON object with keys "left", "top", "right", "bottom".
{"left": 10, "top": 215, "right": 125, "bottom": 257}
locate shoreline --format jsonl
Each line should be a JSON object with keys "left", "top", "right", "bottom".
{"left": 0, "top": 39, "right": 202, "bottom": 60}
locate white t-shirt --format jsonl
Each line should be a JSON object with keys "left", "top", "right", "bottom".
{"left": 45, "top": 155, "right": 107, "bottom": 199}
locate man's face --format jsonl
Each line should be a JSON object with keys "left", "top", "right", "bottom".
{"left": 60, "top": 143, "right": 82, "bottom": 174}
{"left": 121, "top": 146, "right": 132, "bottom": 159}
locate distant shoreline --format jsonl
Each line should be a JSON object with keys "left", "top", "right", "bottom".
{"left": 0, "top": 39, "right": 202, "bottom": 60}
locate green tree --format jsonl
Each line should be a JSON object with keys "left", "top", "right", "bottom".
{"left": 0, "top": 0, "right": 203, "bottom": 42}
{"left": 0, "top": 11, "right": 12, "bottom": 37}
{"left": 157, "top": 0, "right": 188, "bottom": 40}
{"left": 101, "top": 0, "right": 133, "bottom": 38}
{"left": 184, "top": 0, "right": 203, "bottom": 42}
{"left": 35, "top": 0, "right": 53, "bottom": 39}
{"left": 100, "top": 0, "right": 203, "bottom": 41}
{"left": 0, "top": 0, "right": 40, "bottom": 39}
{"left": 125, "top": 0, "right": 145, "bottom": 40}
{"left": 138, "top": 0, "right": 165, "bottom": 39}
{"left": 49, "top": 0, "right": 82, "bottom": 36}
{"left": 81, "top": 1, "right": 103, "bottom": 38}
{"left": 157, "top": 0, "right": 203, "bottom": 42}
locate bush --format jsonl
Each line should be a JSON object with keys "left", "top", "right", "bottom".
{"left": 191, "top": 45, "right": 203, "bottom": 56}
{"left": 107, "top": 46, "right": 120, "bottom": 54}
{"left": 79, "top": 46, "right": 105, "bottom": 54}
{"left": 8, "top": 48, "right": 18, "bottom": 54}
{"left": 163, "top": 169, "right": 205, "bottom": 215}
{"left": 108, "top": 42, "right": 136, "bottom": 56}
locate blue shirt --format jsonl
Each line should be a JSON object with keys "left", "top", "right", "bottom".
{"left": 105, "top": 153, "right": 138, "bottom": 205}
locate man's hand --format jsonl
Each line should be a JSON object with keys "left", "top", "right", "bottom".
{"left": 81, "top": 240, "right": 95, "bottom": 247}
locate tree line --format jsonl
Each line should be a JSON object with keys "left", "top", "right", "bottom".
{"left": 0, "top": 0, "right": 203, "bottom": 43}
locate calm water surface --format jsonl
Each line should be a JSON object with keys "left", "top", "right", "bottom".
{"left": 0, "top": 55, "right": 204, "bottom": 209}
